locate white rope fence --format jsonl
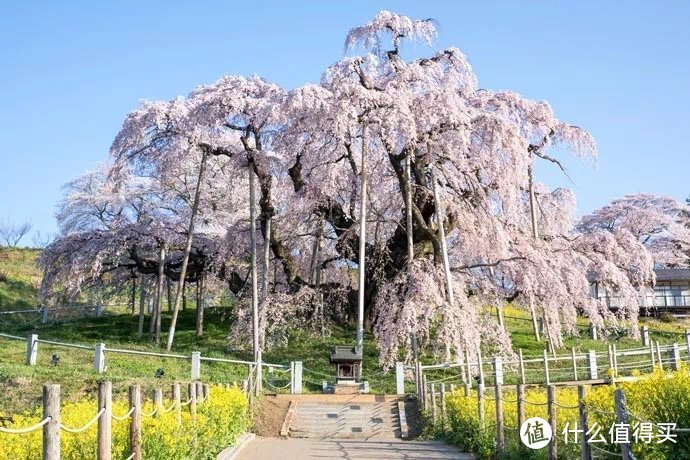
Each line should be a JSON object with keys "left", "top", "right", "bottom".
{"left": 60, "top": 408, "right": 105, "bottom": 433}
{"left": 0, "top": 416, "right": 51, "bottom": 434}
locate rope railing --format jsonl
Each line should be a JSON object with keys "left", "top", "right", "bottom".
{"left": 0, "top": 416, "right": 51, "bottom": 434}
{"left": 141, "top": 407, "right": 158, "bottom": 418}
{"left": 263, "top": 379, "right": 292, "bottom": 390}
{"left": 161, "top": 402, "right": 177, "bottom": 414}
{"left": 180, "top": 398, "right": 192, "bottom": 407}
{"left": 60, "top": 408, "right": 105, "bottom": 433}
{"left": 37, "top": 338, "right": 93, "bottom": 351}
{"left": 112, "top": 406, "right": 136, "bottom": 421}
{"left": 0, "top": 332, "right": 26, "bottom": 341}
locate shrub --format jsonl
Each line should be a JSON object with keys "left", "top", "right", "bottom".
{"left": 0, "top": 385, "right": 249, "bottom": 460}
{"left": 658, "top": 312, "right": 675, "bottom": 323}
{"left": 0, "top": 269, "right": 8, "bottom": 283}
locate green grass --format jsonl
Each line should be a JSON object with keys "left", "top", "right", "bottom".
{"left": 0, "top": 247, "right": 41, "bottom": 309}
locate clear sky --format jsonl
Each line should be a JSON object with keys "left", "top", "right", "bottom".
{"left": 1, "top": 1, "right": 689, "bottom": 242}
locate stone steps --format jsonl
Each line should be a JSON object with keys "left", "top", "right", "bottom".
{"left": 289, "top": 401, "right": 403, "bottom": 439}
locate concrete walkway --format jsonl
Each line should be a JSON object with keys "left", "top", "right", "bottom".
{"left": 235, "top": 437, "right": 474, "bottom": 459}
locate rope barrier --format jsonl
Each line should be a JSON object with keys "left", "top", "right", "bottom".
{"left": 180, "top": 398, "right": 192, "bottom": 407}
{"left": 161, "top": 402, "right": 177, "bottom": 414}
{"left": 124, "top": 454, "right": 135, "bottom": 460}
{"left": 264, "top": 379, "right": 292, "bottom": 390}
{"left": 522, "top": 399, "right": 549, "bottom": 407}
{"left": 60, "top": 408, "right": 105, "bottom": 433}
{"left": 112, "top": 407, "right": 136, "bottom": 421}
{"left": 553, "top": 401, "right": 580, "bottom": 410}
{"left": 0, "top": 417, "right": 51, "bottom": 434}
{"left": 142, "top": 408, "right": 158, "bottom": 418}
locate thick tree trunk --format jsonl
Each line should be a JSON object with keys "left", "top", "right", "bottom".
{"left": 166, "top": 149, "right": 209, "bottom": 351}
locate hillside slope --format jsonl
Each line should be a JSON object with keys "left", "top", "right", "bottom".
{"left": 0, "top": 247, "right": 41, "bottom": 309}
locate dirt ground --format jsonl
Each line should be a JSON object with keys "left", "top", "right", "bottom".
{"left": 253, "top": 395, "right": 291, "bottom": 437}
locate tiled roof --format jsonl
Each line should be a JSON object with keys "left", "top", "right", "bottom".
{"left": 655, "top": 268, "right": 690, "bottom": 281}
{"left": 330, "top": 345, "right": 363, "bottom": 363}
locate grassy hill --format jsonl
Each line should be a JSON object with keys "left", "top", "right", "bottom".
{"left": 0, "top": 247, "right": 41, "bottom": 309}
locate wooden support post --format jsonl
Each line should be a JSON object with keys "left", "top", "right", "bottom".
{"left": 477, "top": 383, "right": 485, "bottom": 425}
{"left": 589, "top": 322, "right": 598, "bottom": 340}
{"left": 154, "top": 388, "right": 163, "bottom": 416}
{"left": 587, "top": 350, "right": 598, "bottom": 380}
{"left": 430, "top": 383, "right": 437, "bottom": 424}
{"left": 517, "top": 384, "right": 525, "bottom": 433}
{"left": 495, "top": 383, "right": 504, "bottom": 453}
{"left": 440, "top": 383, "right": 447, "bottom": 431}
{"left": 607, "top": 344, "right": 614, "bottom": 377}
{"left": 196, "top": 381, "right": 203, "bottom": 403}
{"left": 571, "top": 347, "right": 578, "bottom": 381}
{"left": 686, "top": 330, "right": 690, "bottom": 359}
{"left": 191, "top": 351, "right": 201, "bottom": 381}
{"left": 477, "top": 349, "right": 485, "bottom": 387}
{"left": 94, "top": 342, "right": 106, "bottom": 374}
{"left": 188, "top": 383, "right": 197, "bottom": 421}
{"left": 450, "top": 384, "right": 456, "bottom": 393}
{"left": 422, "top": 374, "right": 429, "bottom": 410}
{"left": 464, "top": 348, "right": 472, "bottom": 389}
{"left": 129, "top": 385, "right": 142, "bottom": 460}
{"left": 615, "top": 389, "right": 632, "bottom": 460}
{"left": 43, "top": 384, "right": 60, "bottom": 460}
{"left": 203, "top": 384, "right": 210, "bottom": 403}
{"left": 519, "top": 349, "right": 526, "bottom": 384}
{"left": 543, "top": 349, "right": 550, "bottom": 385}
{"left": 641, "top": 326, "right": 650, "bottom": 347}
{"left": 98, "top": 381, "right": 112, "bottom": 460}
{"left": 26, "top": 333, "right": 38, "bottom": 365}
{"left": 172, "top": 383, "right": 181, "bottom": 426}
{"left": 547, "top": 385, "right": 557, "bottom": 460}
{"left": 671, "top": 343, "right": 681, "bottom": 371}
{"left": 612, "top": 344, "right": 618, "bottom": 377}
{"left": 395, "top": 362, "right": 405, "bottom": 395}
{"left": 493, "top": 357, "right": 503, "bottom": 385}
{"left": 656, "top": 341, "right": 663, "bottom": 369}
{"left": 579, "top": 385, "right": 592, "bottom": 460}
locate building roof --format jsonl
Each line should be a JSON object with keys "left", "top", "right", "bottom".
{"left": 330, "top": 345, "right": 363, "bottom": 363}
{"left": 655, "top": 268, "right": 690, "bottom": 282}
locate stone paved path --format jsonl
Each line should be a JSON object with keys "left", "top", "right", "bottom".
{"left": 235, "top": 437, "right": 474, "bottom": 459}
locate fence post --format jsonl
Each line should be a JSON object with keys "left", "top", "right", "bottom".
{"left": 98, "top": 381, "right": 112, "bottom": 460}
{"left": 430, "top": 383, "right": 437, "bottom": 424}
{"left": 203, "top": 383, "right": 210, "bottom": 403}
{"left": 613, "top": 344, "right": 619, "bottom": 377}
{"left": 686, "top": 330, "right": 690, "bottom": 359}
{"left": 440, "top": 383, "right": 447, "bottom": 431}
{"left": 656, "top": 341, "right": 663, "bottom": 369}
{"left": 172, "top": 383, "right": 182, "bottom": 426}
{"left": 495, "top": 382, "right": 504, "bottom": 453}
{"left": 547, "top": 385, "right": 557, "bottom": 460}
{"left": 395, "top": 362, "right": 405, "bottom": 395}
{"left": 477, "top": 383, "right": 485, "bottom": 425}
{"left": 543, "top": 349, "right": 550, "bottom": 385}
{"left": 96, "top": 302, "right": 103, "bottom": 318}
{"left": 607, "top": 345, "right": 614, "bottom": 378}
{"left": 94, "top": 342, "right": 106, "bottom": 373}
{"left": 579, "top": 385, "right": 592, "bottom": 460}
{"left": 188, "top": 383, "right": 197, "bottom": 421}
{"left": 493, "top": 357, "right": 503, "bottom": 385}
{"left": 421, "top": 373, "right": 428, "bottom": 409}
{"left": 589, "top": 322, "right": 598, "bottom": 340}
{"left": 464, "top": 348, "right": 472, "bottom": 393}
{"left": 191, "top": 351, "right": 201, "bottom": 380}
{"left": 641, "top": 326, "right": 650, "bottom": 347}
{"left": 538, "top": 316, "right": 545, "bottom": 335}
{"left": 293, "top": 361, "right": 303, "bottom": 394}
{"left": 568, "top": 347, "right": 577, "bottom": 381}
{"left": 41, "top": 306, "right": 49, "bottom": 324}
{"left": 614, "top": 389, "right": 633, "bottom": 460}
{"left": 519, "top": 349, "right": 525, "bottom": 384}
{"left": 43, "top": 384, "right": 60, "bottom": 460}
{"left": 196, "top": 382, "right": 203, "bottom": 403}
{"left": 154, "top": 388, "right": 163, "bottom": 416}
{"left": 516, "top": 384, "right": 525, "bottom": 432}
{"left": 671, "top": 343, "right": 681, "bottom": 371}
{"left": 477, "top": 348, "right": 485, "bottom": 387}
{"left": 26, "top": 333, "right": 38, "bottom": 365}
{"left": 587, "top": 350, "right": 598, "bottom": 379}
{"left": 129, "top": 385, "right": 142, "bottom": 460}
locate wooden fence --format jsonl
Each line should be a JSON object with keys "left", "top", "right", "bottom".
{"left": 0, "top": 381, "right": 217, "bottom": 460}
{"left": 0, "top": 333, "right": 299, "bottom": 395}
{"left": 425, "top": 381, "right": 688, "bottom": 460}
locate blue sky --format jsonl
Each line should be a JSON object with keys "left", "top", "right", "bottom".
{"left": 1, "top": 1, "right": 689, "bottom": 242}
